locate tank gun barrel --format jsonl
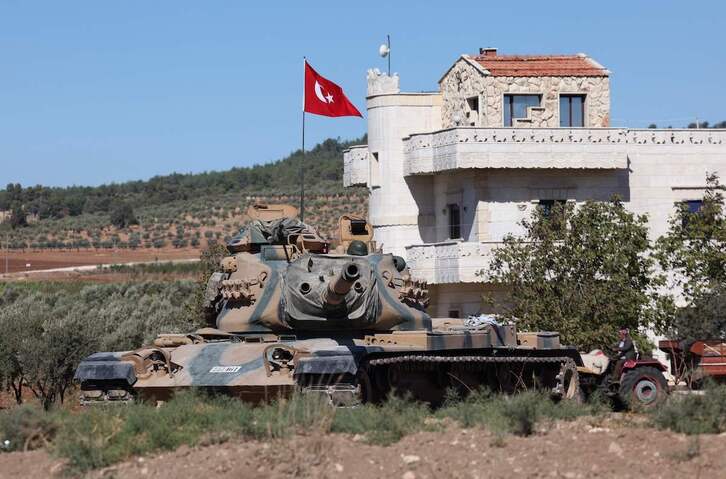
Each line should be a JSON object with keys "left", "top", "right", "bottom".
{"left": 322, "top": 262, "right": 360, "bottom": 305}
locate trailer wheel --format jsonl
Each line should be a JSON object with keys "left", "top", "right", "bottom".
{"left": 618, "top": 366, "right": 668, "bottom": 410}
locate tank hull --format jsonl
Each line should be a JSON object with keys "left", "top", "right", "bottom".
{"left": 75, "top": 323, "right": 582, "bottom": 406}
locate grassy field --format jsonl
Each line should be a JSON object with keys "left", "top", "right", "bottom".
{"left": 1, "top": 386, "right": 725, "bottom": 474}
{"left": 0, "top": 391, "right": 600, "bottom": 473}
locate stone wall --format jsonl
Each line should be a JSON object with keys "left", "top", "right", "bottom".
{"left": 440, "top": 57, "right": 610, "bottom": 129}
{"left": 440, "top": 58, "right": 489, "bottom": 128}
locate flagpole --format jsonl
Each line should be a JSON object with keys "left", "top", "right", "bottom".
{"left": 300, "top": 57, "right": 306, "bottom": 222}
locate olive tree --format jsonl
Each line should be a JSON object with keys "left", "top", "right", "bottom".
{"left": 485, "top": 199, "right": 669, "bottom": 351}
{"left": 109, "top": 202, "right": 138, "bottom": 229}
{"left": 0, "top": 281, "right": 199, "bottom": 409}
{"left": 0, "top": 288, "right": 25, "bottom": 404}
{"left": 0, "top": 292, "right": 93, "bottom": 409}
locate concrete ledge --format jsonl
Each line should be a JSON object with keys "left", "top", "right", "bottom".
{"left": 403, "top": 128, "right": 726, "bottom": 175}
{"left": 405, "top": 241, "right": 500, "bottom": 284}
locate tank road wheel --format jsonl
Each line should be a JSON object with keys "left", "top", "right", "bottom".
{"left": 553, "top": 359, "right": 582, "bottom": 402}
{"left": 618, "top": 366, "right": 668, "bottom": 410}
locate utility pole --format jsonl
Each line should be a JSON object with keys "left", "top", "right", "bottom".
{"left": 387, "top": 34, "right": 391, "bottom": 76}
{"left": 4, "top": 233, "right": 8, "bottom": 275}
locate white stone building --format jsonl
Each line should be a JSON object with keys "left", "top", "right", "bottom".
{"left": 344, "top": 48, "right": 726, "bottom": 318}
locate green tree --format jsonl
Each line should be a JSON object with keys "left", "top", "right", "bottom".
{"left": 0, "top": 291, "right": 92, "bottom": 409}
{"left": 0, "top": 281, "right": 199, "bottom": 408}
{"left": 9, "top": 206, "right": 27, "bottom": 229}
{"left": 672, "top": 286, "right": 726, "bottom": 341}
{"left": 485, "top": 199, "right": 668, "bottom": 350}
{"left": 656, "top": 173, "right": 726, "bottom": 340}
{"left": 0, "top": 298, "right": 25, "bottom": 404}
{"left": 109, "top": 202, "right": 138, "bottom": 229}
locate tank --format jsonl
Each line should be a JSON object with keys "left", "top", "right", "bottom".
{"left": 74, "top": 205, "right": 583, "bottom": 406}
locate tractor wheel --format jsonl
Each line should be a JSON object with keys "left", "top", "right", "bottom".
{"left": 618, "top": 366, "right": 668, "bottom": 410}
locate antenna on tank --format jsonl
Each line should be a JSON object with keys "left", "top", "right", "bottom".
{"left": 379, "top": 34, "right": 391, "bottom": 76}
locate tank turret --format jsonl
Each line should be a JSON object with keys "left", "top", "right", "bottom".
{"left": 210, "top": 249, "right": 430, "bottom": 334}
{"left": 204, "top": 209, "right": 430, "bottom": 334}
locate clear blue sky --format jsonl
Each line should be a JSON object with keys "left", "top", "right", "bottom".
{"left": 2, "top": 1, "right": 724, "bottom": 187}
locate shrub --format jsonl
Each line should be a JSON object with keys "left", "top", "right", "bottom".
{"left": 332, "top": 395, "right": 431, "bottom": 445}
{"left": 50, "top": 391, "right": 332, "bottom": 472}
{"left": 1, "top": 390, "right": 602, "bottom": 473}
{"left": 651, "top": 384, "right": 726, "bottom": 435}
{"left": 0, "top": 404, "right": 60, "bottom": 452}
{"left": 439, "top": 390, "right": 596, "bottom": 436}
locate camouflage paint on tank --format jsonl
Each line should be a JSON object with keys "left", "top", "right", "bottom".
{"left": 214, "top": 249, "right": 430, "bottom": 334}
{"left": 366, "top": 253, "right": 431, "bottom": 331}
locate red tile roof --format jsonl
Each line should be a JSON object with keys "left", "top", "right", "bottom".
{"left": 472, "top": 53, "right": 608, "bottom": 77}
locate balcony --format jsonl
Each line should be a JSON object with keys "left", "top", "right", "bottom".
{"left": 405, "top": 241, "right": 499, "bottom": 284}
{"left": 403, "top": 128, "right": 726, "bottom": 175}
{"left": 343, "top": 145, "right": 369, "bottom": 187}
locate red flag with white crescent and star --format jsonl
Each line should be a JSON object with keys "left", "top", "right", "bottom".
{"left": 304, "top": 61, "right": 362, "bottom": 118}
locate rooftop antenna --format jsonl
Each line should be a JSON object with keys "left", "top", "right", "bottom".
{"left": 379, "top": 34, "right": 390, "bottom": 75}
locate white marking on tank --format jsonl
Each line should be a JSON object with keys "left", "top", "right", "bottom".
{"left": 209, "top": 366, "right": 242, "bottom": 373}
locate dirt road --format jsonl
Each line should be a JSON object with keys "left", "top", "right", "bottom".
{"left": 1, "top": 417, "right": 723, "bottom": 479}
{"left": 0, "top": 249, "right": 200, "bottom": 275}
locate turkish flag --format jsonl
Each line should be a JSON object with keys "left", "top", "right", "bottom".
{"left": 304, "top": 61, "right": 362, "bottom": 118}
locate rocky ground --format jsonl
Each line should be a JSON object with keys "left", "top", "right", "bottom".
{"left": 1, "top": 415, "right": 724, "bottom": 479}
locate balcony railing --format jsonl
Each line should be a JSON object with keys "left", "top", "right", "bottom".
{"left": 403, "top": 128, "right": 726, "bottom": 175}
{"left": 405, "top": 241, "right": 500, "bottom": 284}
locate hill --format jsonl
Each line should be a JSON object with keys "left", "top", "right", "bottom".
{"left": 0, "top": 137, "right": 368, "bottom": 252}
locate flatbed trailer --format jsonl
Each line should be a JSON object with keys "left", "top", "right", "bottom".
{"left": 659, "top": 339, "right": 726, "bottom": 388}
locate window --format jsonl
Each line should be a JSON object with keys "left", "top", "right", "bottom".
{"left": 560, "top": 95, "right": 585, "bottom": 127}
{"left": 685, "top": 200, "right": 703, "bottom": 214}
{"left": 466, "top": 96, "right": 480, "bottom": 126}
{"left": 448, "top": 310, "right": 460, "bottom": 319}
{"left": 503, "top": 94, "right": 541, "bottom": 127}
{"left": 447, "top": 203, "right": 461, "bottom": 239}
{"left": 538, "top": 199, "right": 567, "bottom": 232}
{"left": 681, "top": 200, "right": 703, "bottom": 229}
{"left": 538, "top": 199, "right": 566, "bottom": 217}
{"left": 370, "top": 152, "right": 380, "bottom": 187}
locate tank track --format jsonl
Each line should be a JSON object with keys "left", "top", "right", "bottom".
{"left": 80, "top": 356, "right": 580, "bottom": 406}
{"left": 367, "top": 354, "right": 580, "bottom": 399}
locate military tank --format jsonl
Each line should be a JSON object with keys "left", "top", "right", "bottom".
{"left": 75, "top": 204, "right": 582, "bottom": 406}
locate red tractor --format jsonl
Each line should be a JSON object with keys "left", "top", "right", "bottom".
{"left": 577, "top": 349, "right": 669, "bottom": 409}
